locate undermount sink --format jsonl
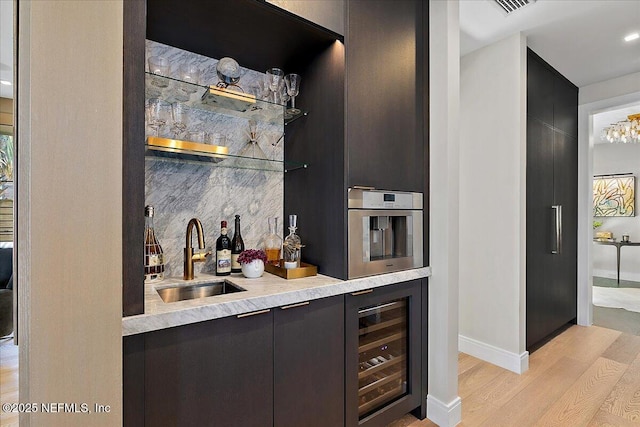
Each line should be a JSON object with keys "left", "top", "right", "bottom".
{"left": 157, "top": 281, "right": 246, "bottom": 303}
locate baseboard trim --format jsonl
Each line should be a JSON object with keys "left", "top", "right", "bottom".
{"left": 459, "top": 335, "right": 529, "bottom": 374}
{"left": 427, "top": 394, "right": 461, "bottom": 427}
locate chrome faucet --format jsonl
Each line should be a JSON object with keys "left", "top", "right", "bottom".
{"left": 184, "top": 218, "right": 211, "bottom": 280}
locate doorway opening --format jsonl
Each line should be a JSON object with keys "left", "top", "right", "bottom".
{"left": 590, "top": 104, "right": 640, "bottom": 335}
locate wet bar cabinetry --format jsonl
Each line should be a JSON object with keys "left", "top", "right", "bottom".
{"left": 123, "top": 0, "right": 344, "bottom": 315}
{"left": 286, "top": 0, "right": 428, "bottom": 280}
{"left": 346, "top": 280, "right": 423, "bottom": 427}
{"left": 124, "top": 295, "right": 345, "bottom": 426}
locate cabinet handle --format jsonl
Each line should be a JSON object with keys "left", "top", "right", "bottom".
{"left": 236, "top": 309, "right": 271, "bottom": 318}
{"left": 351, "top": 289, "right": 373, "bottom": 296}
{"left": 280, "top": 301, "right": 310, "bottom": 310}
{"left": 551, "top": 205, "right": 562, "bottom": 255}
{"left": 351, "top": 185, "right": 376, "bottom": 190}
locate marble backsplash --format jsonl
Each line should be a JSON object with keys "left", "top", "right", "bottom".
{"left": 145, "top": 40, "right": 284, "bottom": 277}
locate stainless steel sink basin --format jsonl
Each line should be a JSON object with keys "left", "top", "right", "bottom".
{"left": 157, "top": 281, "right": 246, "bottom": 303}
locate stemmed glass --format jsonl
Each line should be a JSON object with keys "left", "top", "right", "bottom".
{"left": 170, "top": 103, "right": 189, "bottom": 139}
{"left": 266, "top": 68, "right": 284, "bottom": 104}
{"left": 176, "top": 63, "right": 201, "bottom": 101}
{"left": 284, "top": 74, "right": 301, "bottom": 115}
{"left": 146, "top": 98, "right": 171, "bottom": 137}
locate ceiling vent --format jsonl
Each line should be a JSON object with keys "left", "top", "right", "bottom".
{"left": 493, "top": 0, "right": 536, "bottom": 15}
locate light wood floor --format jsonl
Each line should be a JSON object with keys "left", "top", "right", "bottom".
{"left": 389, "top": 324, "right": 640, "bottom": 426}
{"left": 0, "top": 335, "right": 18, "bottom": 427}
{"left": 2, "top": 326, "right": 639, "bottom": 427}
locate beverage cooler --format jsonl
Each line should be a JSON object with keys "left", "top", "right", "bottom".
{"left": 346, "top": 280, "right": 423, "bottom": 427}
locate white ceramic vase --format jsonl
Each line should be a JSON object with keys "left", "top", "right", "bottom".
{"left": 241, "top": 259, "right": 264, "bottom": 278}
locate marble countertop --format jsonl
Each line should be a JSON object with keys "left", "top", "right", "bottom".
{"left": 122, "top": 266, "right": 432, "bottom": 336}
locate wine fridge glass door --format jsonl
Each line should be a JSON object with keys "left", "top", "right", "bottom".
{"left": 357, "top": 297, "right": 409, "bottom": 418}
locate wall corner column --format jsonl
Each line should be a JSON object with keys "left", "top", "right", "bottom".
{"left": 427, "top": 0, "right": 461, "bottom": 426}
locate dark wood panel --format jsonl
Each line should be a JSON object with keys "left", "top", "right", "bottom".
{"left": 527, "top": 49, "right": 554, "bottom": 126}
{"left": 284, "top": 41, "right": 347, "bottom": 279}
{"left": 526, "top": 48, "right": 578, "bottom": 350}
{"left": 122, "top": 0, "right": 146, "bottom": 316}
{"left": 346, "top": 0, "right": 424, "bottom": 193}
{"left": 551, "top": 131, "right": 578, "bottom": 328}
{"left": 147, "top": 0, "right": 341, "bottom": 76}
{"left": 274, "top": 296, "right": 345, "bottom": 427}
{"left": 123, "top": 335, "right": 145, "bottom": 427}
{"left": 553, "top": 79, "right": 579, "bottom": 138}
{"left": 144, "top": 312, "right": 274, "bottom": 426}
{"left": 526, "top": 119, "right": 556, "bottom": 349}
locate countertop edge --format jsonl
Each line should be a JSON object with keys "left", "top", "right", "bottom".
{"left": 122, "top": 266, "right": 431, "bottom": 336}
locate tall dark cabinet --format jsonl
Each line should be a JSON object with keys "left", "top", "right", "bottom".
{"left": 285, "top": 0, "right": 428, "bottom": 279}
{"left": 526, "top": 49, "right": 578, "bottom": 350}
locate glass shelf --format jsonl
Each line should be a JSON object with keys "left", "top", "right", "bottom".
{"left": 145, "top": 72, "right": 307, "bottom": 126}
{"left": 145, "top": 137, "right": 307, "bottom": 173}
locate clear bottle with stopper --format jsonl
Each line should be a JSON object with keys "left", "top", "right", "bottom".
{"left": 283, "top": 214, "right": 302, "bottom": 269}
{"left": 264, "top": 217, "right": 283, "bottom": 266}
{"left": 144, "top": 205, "right": 165, "bottom": 283}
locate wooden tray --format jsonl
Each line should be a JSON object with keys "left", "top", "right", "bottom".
{"left": 265, "top": 261, "right": 318, "bottom": 279}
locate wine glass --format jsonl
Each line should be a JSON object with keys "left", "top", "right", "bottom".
{"left": 265, "top": 68, "right": 284, "bottom": 103}
{"left": 284, "top": 74, "right": 301, "bottom": 115}
{"left": 176, "top": 63, "right": 201, "bottom": 100}
{"left": 146, "top": 98, "right": 171, "bottom": 137}
{"left": 170, "top": 103, "right": 189, "bottom": 138}
{"left": 148, "top": 56, "right": 170, "bottom": 88}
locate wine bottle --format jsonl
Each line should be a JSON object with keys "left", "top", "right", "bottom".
{"left": 144, "top": 205, "right": 165, "bottom": 283}
{"left": 216, "top": 220, "right": 232, "bottom": 276}
{"left": 231, "top": 214, "right": 245, "bottom": 273}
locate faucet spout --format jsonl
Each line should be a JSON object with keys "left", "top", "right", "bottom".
{"left": 186, "top": 218, "right": 206, "bottom": 250}
{"left": 184, "top": 218, "right": 210, "bottom": 280}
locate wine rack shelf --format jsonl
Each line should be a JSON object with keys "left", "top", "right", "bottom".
{"left": 357, "top": 297, "right": 408, "bottom": 418}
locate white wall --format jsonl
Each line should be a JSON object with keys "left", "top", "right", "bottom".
{"left": 18, "top": 1, "right": 123, "bottom": 425}
{"left": 592, "top": 144, "right": 640, "bottom": 281}
{"left": 458, "top": 33, "right": 528, "bottom": 373}
{"left": 427, "top": 1, "right": 462, "bottom": 426}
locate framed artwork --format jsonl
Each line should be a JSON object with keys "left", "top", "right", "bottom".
{"left": 593, "top": 175, "right": 635, "bottom": 217}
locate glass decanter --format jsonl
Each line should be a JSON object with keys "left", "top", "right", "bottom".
{"left": 238, "top": 119, "right": 267, "bottom": 159}
{"left": 264, "top": 217, "right": 283, "bottom": 266}
{"left": 283, "top": 214, "right": 302, "bottom": 269}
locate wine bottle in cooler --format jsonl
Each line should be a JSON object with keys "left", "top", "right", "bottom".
{"left": 144, "top": 205, "right": 165, "bottom": 283}
{"left": 216, "top": 220, "right": 232, "bottom": 276}
{"left": 231, "top": 215, "right": 245, "bottom": 273}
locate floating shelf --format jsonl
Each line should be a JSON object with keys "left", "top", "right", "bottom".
{"left": 145, "top": 137, "right": 308, "bottom": 172}
{"left": 145, "top": 72, "right": 308, "bottom": 126}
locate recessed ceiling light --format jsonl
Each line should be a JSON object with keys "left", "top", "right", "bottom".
{"left": 0, "top": 80, "right": 11, "bottom": 86}
{"left": 625, "top": 33, "right": 639, "bottom": 42}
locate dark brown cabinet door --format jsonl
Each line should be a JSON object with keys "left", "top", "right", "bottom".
{"left": 274, "top": 296, "right": 345, "bottom": 427}
{"left": 526, "top": 119, "right": 556, "bottom": 348}
{"left": 144, "top": 311, "right": 274, "bottom": 427}
{"left": 551, "top": 131, "right": 578, "bottom": 328}
{"left": 526, "top": 49, "right": 578, "bottom": 350}
{"left": 346, "top": 0, "right": 425, "bottom": 193}
{"left": 527, "top": 50, "right": 554, "bottom": 126}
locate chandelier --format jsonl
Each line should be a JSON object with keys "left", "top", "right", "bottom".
{"left": 601, "top": 113, "right": 640, "bottom": 143}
